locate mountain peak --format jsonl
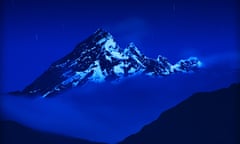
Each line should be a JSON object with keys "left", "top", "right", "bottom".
{"left": 95, "top": 28, "right": 108, "bottom": 34}
{"left": 10, "top": 29, "right": 202, "bottom": 97}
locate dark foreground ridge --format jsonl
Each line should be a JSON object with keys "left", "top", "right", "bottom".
{"left": 10, "top": 29, "right": 202, "bottom": 97}
{"left": 0, "top": 121, "right": 106, "bottom": 144}
{"left": 119, "top": 83, "right": 240, "bottom": 144}
{"left": 2, "top": 83, "right": 239, "bottom": 144}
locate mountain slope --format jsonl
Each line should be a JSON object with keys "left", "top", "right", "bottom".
{"left": 10, "top": 29, "right": 201, "bottom": 97}
{"left": 119, "top": 83, "right": 240, "bottom": 144}
{"left": 0, "top": 120, "right": 106, "bottom": 144}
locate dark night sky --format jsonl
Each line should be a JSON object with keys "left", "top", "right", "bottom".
{"left": 1, "top": 0, "right": 239, "bottom": 143}
{"left": 2, "top": 0, "right": 238, "bottom": 90}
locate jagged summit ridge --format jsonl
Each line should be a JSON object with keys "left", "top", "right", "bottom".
{"left": 11, "top": 29, "right": 202, "bottom": 97}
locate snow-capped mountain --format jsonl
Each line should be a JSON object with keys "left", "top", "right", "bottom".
{"left": 10, "top": 29, "right": 202, "bottom": 97}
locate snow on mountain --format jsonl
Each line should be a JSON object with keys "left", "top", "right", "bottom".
{"left": 10, "top": 29, "right": 202, "bottom": 97}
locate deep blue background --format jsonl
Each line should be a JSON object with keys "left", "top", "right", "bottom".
{"left": 2, "top": 0, "right": 238, "bottom": 91}
{"left": 1, "top": 0, "right": 239, "bottom": 143}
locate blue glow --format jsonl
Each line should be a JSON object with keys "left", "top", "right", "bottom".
{"left": 1, "top": 66, "right": 239, "bottom": 143}
{"left": 1, "top": 0, "right": 238, "bottom": 143}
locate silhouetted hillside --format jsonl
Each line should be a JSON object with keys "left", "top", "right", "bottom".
{"left": 0, "top": 120, "right": 105, "bottom": 144}
{"left": 119, "top": 83, "right": 240, "bottom": 144}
